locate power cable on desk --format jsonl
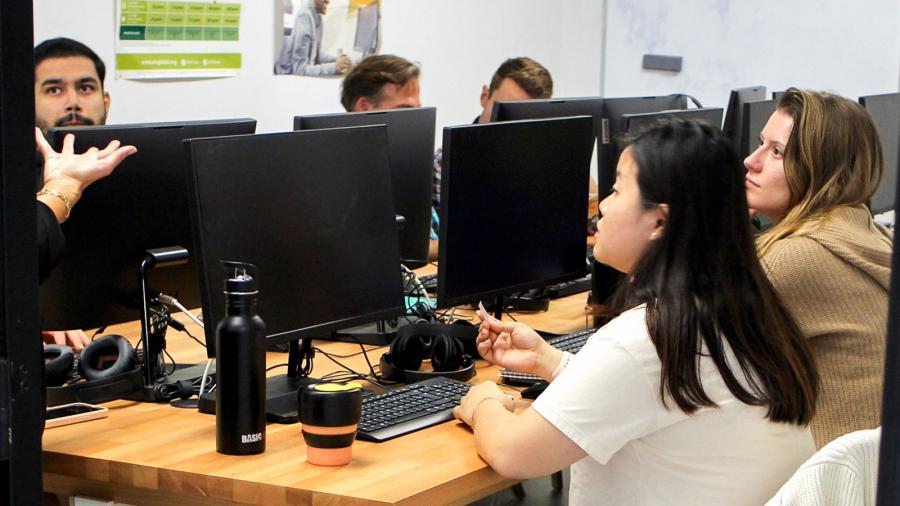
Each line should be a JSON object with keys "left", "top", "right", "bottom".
{"left": 163, "top": 315, "right": 207, "bottom": 348}
{"left": 313, "top": 345, "right": 394, "bottom": 388}
{"left": 163, "top": 348, "right": 177, "bottom": 376}
{"left": 402, "top": 265, "right": 428, "bottom": 298}
{"left": 325, "top": 334, "right": 401, "bottom": 385}
{"left": 320, "top": 344, "right": 386, "bottom": 359}
{"left": 198, "top": 358, "right": 214, "bottom": 397}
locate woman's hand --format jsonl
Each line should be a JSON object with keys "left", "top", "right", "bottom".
{"left": 476, "top": 306, "right": 562, "bottom": 380}
{"left": 453, "top": 380, "right": 514, "bottom": 427}
{"left": 42, "top": 329, "right": 90, "bottom": 352}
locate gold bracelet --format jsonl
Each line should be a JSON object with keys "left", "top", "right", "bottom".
{"left": 37, "top": 188, "right": 72, "bottom": 221}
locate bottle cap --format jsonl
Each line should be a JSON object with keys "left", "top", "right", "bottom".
{"left": 221, "top": 261, "right": 258, "bottom": 294}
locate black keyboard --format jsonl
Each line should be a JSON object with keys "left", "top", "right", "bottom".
{"left": 499, "top": 328, "right": 595, "bottom": 385}
{"left": 357, "top": 376, "right": 470, "bottom": 442}
{"left": 547, "top": 274, "right": 592, "bottom": 299}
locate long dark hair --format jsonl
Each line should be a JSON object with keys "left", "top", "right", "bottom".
{"left": 613, "top": 119, "right": 818, "bottom": 424}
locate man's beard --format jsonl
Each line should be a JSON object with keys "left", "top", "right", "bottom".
{"left": 54, "top": 112, "right": 96, "bottom": 128}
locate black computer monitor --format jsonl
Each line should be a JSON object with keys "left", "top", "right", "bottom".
{"left": 599, "top": 95, "right": 689, "bottom": 199}
{"left": 39, "top": 119, "right": 257, "bottom": 343}
{"left": 623, "top": 107, "right": 724, "bottom": 134}
{"left": 491, "top": 96, "right": 603, "bottom": 192}
{"left": 490, "top": 97, "right": 603, "bottom": 135}
{"left": 353, "top": 1, "right": 378, "bottom": 56}
{"left": 860, "top": 93, "right": 900, "bottom": 214}
{"left": 740, "top": 99, "right": 777, "bottom": 162}
{"left": 722, "top": 86, "right": 767, "bottom": 157}
{"left": 185, "top": 125, "right": 404, "bottom": 351}
{"left": 294, "top": 107, "right": 435, "bottom": 268}
{"left": 437, "top": 117, "right": 593, "bottom": 309}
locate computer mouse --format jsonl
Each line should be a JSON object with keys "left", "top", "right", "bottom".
{"left": 520, "top": 381, "right": 549, "bottom": 400}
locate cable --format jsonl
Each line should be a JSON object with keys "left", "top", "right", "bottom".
{"left": 166, "top": 318, "right": 206, "bottom": 348}
{"left": 158, "top": 294, "right": 205, "bottom": 330}
{"left": 163, "top": 348, "right": 177, "bottom": 376}
{"left": 319, "top": 344, "right": 386, "bottom": 359}
{"left": 198, "top": 358, "right": 214, "bottom": 397}
{"left": 90, "top": 326, "right": 106, "bottom": 341}
{"left": 401, "top": 265, "right": 428, "bottom": 298}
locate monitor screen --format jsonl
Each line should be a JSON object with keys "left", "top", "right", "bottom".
{"left": 185, "top": 125, "right": 404, "bottom": 350}
{"left": 599, "top": 95, "right": 688, "bottom": 199}
{"left": 39, "top": 119, "right": 257, "bottom": 335}
{"left": 722, "top": 86, "right": 767, "bottom": 158}
{"left": 437, "top": 116, "right": 593, "bottom": 309}
{"left": 623, "top": 107, "right": 724, "bottom": 134}
{"left": 353, "top": 1, "right": 378, "bottom": 55}
{"left": 860, "top": 93, "right": 900, "bottom": 214}
{"left": 294, "top": 107, "right": 435, "bottom": 268}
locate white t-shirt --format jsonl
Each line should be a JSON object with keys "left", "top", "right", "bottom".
{"left": 532, "top": 305, "right": 815, "bottom": 506}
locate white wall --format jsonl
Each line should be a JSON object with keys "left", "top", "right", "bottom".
{"left": 32, "top": 1, "right": 900, "bottom": 131}
{"left": 33, "top": 1, "right": 605, "bottom": 137}
{"left": 602, "top": 0, "right": 900, "bottom": 108}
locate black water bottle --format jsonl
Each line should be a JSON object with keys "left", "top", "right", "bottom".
{"left": 216, "top": 261, "right": 266, "bottom": 455}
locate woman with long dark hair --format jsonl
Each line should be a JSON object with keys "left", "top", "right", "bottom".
{"left": 453, "top": 120, "right": 819, "bottom": 505}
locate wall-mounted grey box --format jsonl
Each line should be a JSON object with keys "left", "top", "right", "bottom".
{"left": 642, "top": 54, "right": 682, "bottom": 72}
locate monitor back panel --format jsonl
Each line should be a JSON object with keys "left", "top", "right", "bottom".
{"left": 39, "top": 119, "right": 256, "bottom": 330}
{"left": 294, "top": 107, "right": 435, "bottom": 268}
{"left": 491, "top": 97, "right": 603, "bottom": 139}
{"left": 623, "top": 107, "right": 724, "bottom": 134}
{"left": 185, "top": 126, "right": 404, "bottom": 349}
{"left": 598, "top": 95, "right": 688, "bottom": 199}
{"left": 722, "top": 86, "right": 767, "bottom": 155}
{"left": 860, "top": 93, "right": 900, "bottom": 214}
{"left": 740, "top": 100, "right": 777, "bottom": 164}
{"left": 437, "top": 116, "right": 593, "bottom": 308}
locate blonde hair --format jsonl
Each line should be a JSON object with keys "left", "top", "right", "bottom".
{"left": 757, "top": 88, "right": 884, "bottom": 256}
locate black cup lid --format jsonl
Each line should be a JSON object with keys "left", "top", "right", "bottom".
{"left": 299, "top": 382, "right": 363, "bottom": 427}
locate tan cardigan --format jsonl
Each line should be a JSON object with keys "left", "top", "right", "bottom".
{"left": 761, "top": 206, "right": 892, "bottom": 448}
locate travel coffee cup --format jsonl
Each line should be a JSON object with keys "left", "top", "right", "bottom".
{"left": 298, "top": 382, "right": 363, "bottom": 465}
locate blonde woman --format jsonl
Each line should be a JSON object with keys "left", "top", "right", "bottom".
{"left": 745, "top": 87, "right": 892, "bottom": 448}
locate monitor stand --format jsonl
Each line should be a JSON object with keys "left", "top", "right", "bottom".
{"left": 164, "top": 362, "right": 216, "bottom": 383}
{"left": 334, "top": 317, "right": 414, "bottom": 345}
{"left": 198, "top": 338, "right": 318, "bottom": 423}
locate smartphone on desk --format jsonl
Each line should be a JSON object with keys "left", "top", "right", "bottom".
{"left": 45, "top": 402, "right": 108, "bottom": 428}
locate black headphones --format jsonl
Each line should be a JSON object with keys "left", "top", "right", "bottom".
{"left": 380, "top": 321, "right": 477, "bottom": 383}
{"left": 43, "top": 334, "right": 138, "bottom": 387}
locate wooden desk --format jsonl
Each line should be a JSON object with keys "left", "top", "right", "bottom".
{"left": 42, "top": 294, "right": 592, "bottom": 505}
